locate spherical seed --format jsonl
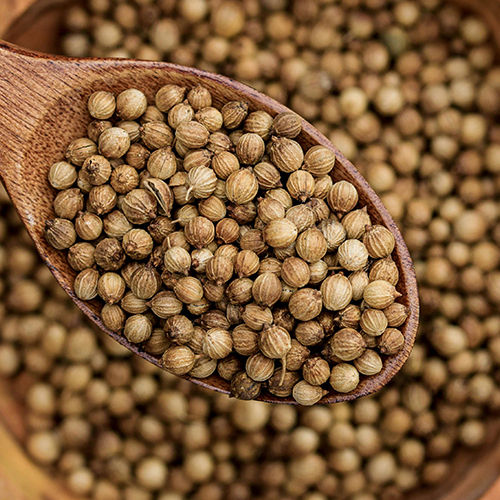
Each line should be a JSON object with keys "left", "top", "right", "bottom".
{"left": 327, "top": 181, "right": 358, "bottom": 212}
{"left": 369, "top": 257, "right": 399, "bottom": 286}
{"left": 165, "top": 315, "right": 194, "bottom": 344}
{"left": 216, "top": 218, "right": 240, "bottom": 243}
{"left": 384, "top": 303, "right": 409, "bottom": 327}
{"left": 162, "top": 345, "right": 195, "bottom": 375}
{"left": 81, "top": 155, "right": 112, "bottom": 186}
{"left": 68, "top": 242, "right": 95, "bottom": 271}
{"left": 295, "top": 321, "right": 325, "bottom": 346}
{"left": 242, "top": 303, "right": 273, "bottom": 331}
{"left": 187, "top": 166, "right": 217, "bottom": 199}
{"left": 225, "top": 169, "right": 259, "bottom": 204}
{"left": 230, "top": 372, "right": 261, "bottom": 400}
{"left": 147, "top": 148, "right": 177, "bottom": 180}
{"left": 98, "top": 128, "right": 131, "bottom": 159}
{"left": 203, "top": 328, "right": 232, "bottom": 359}
{"left": 88, "top": 91, "right": 116, "bottom": 119}
{"left": 149, "top": 291, "right": 183, "bottom": 319}
{"left": 318, "top": 219, "right": 346, "bottom": 250}
{"left": 379, "top": 328, "right": 405, "bottom": 355}
{"left": 221, "top": 101, "right": 248, "bottom": 129}
{"left": 337, "top": 239, "right": 369, "bottom": 271}
{"left": 288, "top": 288, "right": 323, "bottom": 321}
{"left": 101, "top": 303, "right": 126, "bottom": 332}
{"left": 174, "top": 277, "right": 204, "bottom": 304}
{"left": 303, "top": 357, "right": 331, "bottom": 386}
{"left": 360, "top": 309, "right": 388, "bottom": 336}
{"left": 254, "top": 161, "right": 282, "bottom": 189}
{"left": 176, "top": 121, "right": 210, "bottom": 149}
{"left": 272, "top": 111, "right": 302, "bottom": 138}
{"left": 281, "top": 257, "right": 311, "bottom": 288}
{"left": 263, "top": 218, "right": 298, "bottom": 248}
{"left": 97, "top": 273, "right": 126, "bottom": 304}
{"left": 122, "top": 189, "right": 157, "bottom": 224}
{"left": 124, "top": 314, "right": 152, "bottom": 343}
{"left": 354, "top": 350, "right": 383, "bottom": 375}
{"left": 292, "top": 380, "right": 325, "bottom": 406}
{"left": 321, "top": 274, "right": 353, "bottom": 311}
{"left": 252, "top": 272, "right": 282, "bottom": 306}
{"left": 122, "top": 229, "right": 153, "bottom": 260}
{"left": 45, "top": 218, "right": 76, "bottom": 249}
{"left": 116, "top": 88, "right": 147, "bottom": 120}
{"left": 246, "top": 353, "right": 275, "bottom": 382}
{"left": 48, "top": 161, "right": 77, "bottom": 190}
{"left": 184, "top": 217, "right": 215, "bottom": 249}
{"left": 330, "top": 364, "right": 360, "bottom": 393}
{"left": 234, "top": 250, "right": 260, "bottom": 277}
{"left": 129, "top": 265, "right": 161, "bottom": 299}
{"left": 329, "top": 328, "right": 366, "bottom": 361}
{"left": 342, "top": 208, "right": 372, "bottom": 239}
{"left": 363, "top": 280, "right": 401, "bottom": 309}
{"left": 164, "top": 247, "right": 191, "bottom": 275}
{"left": 296, "top": 228, "right": 327, "bottom": 263}
{"left": 74, "top": 268, "right": 99, "bottom": 301}
{"left": 363, "top": 225, "right": 396, "bottom": 258}
{"left": 303, "top": 145, "right": 336, "bottom": 176}
{"left": 232, "top": 324, "right": 259, "bottom": 356}
{"left": 286, "top": 170, "right": 315, "bottom": 201}
{"left": 236, "top": 133, "right": 265, "bottom": 164}
{"left": 155, "top": 84, "right": 185, "bottom": 112}
{"left": 270, "top": 137, "right": 304, "bottom": 173}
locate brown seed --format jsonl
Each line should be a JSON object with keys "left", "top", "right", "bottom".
{"left": 379, "top": 328, "right": 405, "bottom": 355}
{"left": 242, "top": 303, "right": 273, "bottom": 331}
{"left": 286, "top": 205, "right": 316, "bottom": 233}
{"left": 244, "top": 110, "right": 273, "bottom": 139}
{"left": 88, "top": 91, "right": 116, "bottom": 120}
{"left": 286, "top": 340, "right": 310, "bottom": 371}
{"left": 354, "top": 350, "right": 383, "bottom": 375}
{"left": 232, "top": 324, "right": 259, "bottom": 356}
{"left": 95, "top": 238, "right": 125, "bottom": 271}
{"left": 234, "top": 250, "right": 260, "bottom": 277}
{"left": 303, "top": 145, "right": 336, "bottom": 176}
{"left": 313, "top": 175, "right": 333, "bottom": 199}
{"left": 296, "top": 228, "right": 327, "bottom": 263}
{"left": 101, "top": 303, "right": 125, "bottom": 332}
{"left": 329, "top": 328, "right": 366, "bottom": 361}
{"left": 384, "top": 303, "right": 409, "bottom": 327}
{"left": 251, "top": 272, "right": 281, "bottom": 307}
{"left": 288, "top": 288, "right": 323, "bottom": 321}
{"left": 286, "top": 170, "right": 316, "bottom": 201}
{"left": 165, "top": 315, "right": 194, "bottom": 345}
{"left": 67, "top": 242, "right": 95, "bottom": 271}
{"left": 270, "top": 137, "right": 304, "bottom": 173}
{"left": 236, "top": 133, "right": 265, "bottom": 165}
{"left": 155, "top": 84, "right": 186, "bottom": 112}
{"left": 98, "top": 128, "right": 131, "bottom": 159}
{"left": 337, "top": 239, "right": 369, "bottom": 271}
{"left": 81, "top": 155, "right": 112, "bottom": 186}
{"left": 318, "top": 219, "right": 346, "bottom": 250}
{"left": 263, "top": 218, "right": 298, "bottom": 248}
{"left": 87, "top": 185, "right": 117, "bottom": 215}
{"left": 174, "top": 276, "right": 204, "bottom": 304}
{"left": 268, "top": 370, "right": 300, "bottom": 397}
{"left": 321, "top": 274, "right": 353, "bottom": 311}
{"left": 253, "top": 161, "right": 282, "bottom": 189}
{"left": 258, "top": 198, "right": 285, "bottom": 224}
{"left": 74, "top": 268, "right": 99, "bottom": 301}
{"left": 176, "top": 121, "right": 210, "bottom": 149}
{"left": 130, "top": 265, "right": 161, "bottom": 300}
{"left": 66, "top": 137, "right": 97, "bottom": 166}
{"left": 327, "top": 181, "right": 359, "bottom": 213}
{"left": 216, "top": 218, "right": 240, "bottom": 244}
{"left": 48, "top": 161, "right": 77, "bottom": 190}
{"left": 212, "top": 151, "right": 240, "bottom": 180}
{"left": 225, "top": 169, "right": 259, "bottom": 204}
{"left": 221, "top": 101, "right": 248, "bottom": 129}
{"left": 121, "top": 189, "right": 157, "bottom": 224}
{"left": 363, "top": 280, "right": 401, "bottom": 309}
{"left": 272, "top": 111, "right": 302, "bottom": 138}
{"left": 45, "top": 218, "right": 77, "bottom": 249}
{"left": 361, "top": 308, "right": 389, "bottom": 337}
{"left": 97, "top": 272, "right": 126, "bottom": 304}
{"left": 303, "top": 357, "right": 331, "bottom": 386}
{"left": 122, "top": 229, "right": 153, "bottom": 260}
{"left": 230, "top": 371, "right": 261, "bottom": 400}
{"left": 121, "top": 291, "right": 148, "bottom": 314}
{"left": 363, "top": 225, "right": 396, "bottom": 258}
{"left": 330, "top": 363, "right": 360, "bottom": 393}
{"left": 295, "top": 321, "right": 325, "bottom": 346}
{"left": 206, "top": 255, "right": 234, "bottom": 284}
{"left": 189, "top": 355, "right": 217, "bottom": 379}
{"left": 292, "top": 380, "right": 325, "bottom": 406}
{"left": 281, "top": 257, "right": 311, "bottom": 288}
{"left": 369, "top": 257, "right": 399, "bottom": 286}
{"left": 203, "top": 328, "right": 233, "bottom": 359}
{"left": 337, "top": 304, "right": 361, "bottom": 329}
{"left": 184, "top": 216, "right": 215, "bottom": 249}
{"left": 149, "top": 291, "right": 183, "bottom": 319}
{"left": 199, "top": 196, "right": 227, "bottom": 222}
{"left": 246, "top": 353, "right": 275, "bottom": 382}
{"left": 124, "top": 314, "right": 152, "bottom": 343}
{"left": 162, "top": 345, "right": 195, "bottom": 375}
{"left": 164, "top": 247, "right": 191, "bottom": 275}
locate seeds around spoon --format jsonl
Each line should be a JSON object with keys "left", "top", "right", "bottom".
{"left": 0, "top": 41, "right": 418, "bottom": 404}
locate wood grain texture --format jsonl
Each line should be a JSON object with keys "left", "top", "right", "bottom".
{"left": 0, "top": 40, "right": 419, "bottom": 404}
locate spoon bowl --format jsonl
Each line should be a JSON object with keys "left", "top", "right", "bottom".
{"left": 0, "top": 41, "right": 419, "bottom": 404}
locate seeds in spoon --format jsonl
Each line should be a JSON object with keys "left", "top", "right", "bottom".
{"left": 45, "top": 84, "right": 407, "bottom": 403}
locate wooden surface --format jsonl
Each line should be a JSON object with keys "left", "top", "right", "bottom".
{"left": 0, "top": 40, "right": 419, "bottom": 404}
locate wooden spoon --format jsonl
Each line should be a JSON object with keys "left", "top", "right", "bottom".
{"left": 0, "top": 39, "right": 419, "bottom": 404}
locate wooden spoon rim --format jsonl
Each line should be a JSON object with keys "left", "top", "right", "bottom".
{"left": 0, "top": 41, "right": 419, "bottom": 404}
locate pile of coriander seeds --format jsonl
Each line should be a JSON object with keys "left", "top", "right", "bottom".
{"left": 45, "top": 83, "right": 408, "bottom": 404}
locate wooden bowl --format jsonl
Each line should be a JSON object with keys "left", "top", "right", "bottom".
{"left": 0, "top": 0, "right": 499, "bottom": 499}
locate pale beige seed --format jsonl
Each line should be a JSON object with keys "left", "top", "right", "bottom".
{"left": 245, "top": 353, "right": 275, "bottom": 382}
{"left": 296, "top": 228, "right": 327, "bottom": 263}
{"left": 292, "top": 380, "right": 325, "bottom": 406}
{"left": 263, "top": 218, "right": 298, "bottom": 248}
{"left": 330, "top": 363, "right": 360, "bottom": 393}
{"left": 203, "top": 328, "right": 233, "bottom": 359}
{"left": 281, "top": 257, "right": 311, "bottom": 288}
{"left": 363, "top": 225, "right": 396, "bottom": 258}
{"left": 337, "top": 239, "right": 369, "bottom": 271}
{"left": 232, "top": 325, "right": 259, "bottom": 356}
{"left": 88, "top": 91, "right": 116, "bottom": 120}
{"left": 363, "top": 280, "right": 401, "bottom": 309}
{"left": 149, "top": 291, "right": 183, "bottom": 319}
{"left": 327, "top": 180, "right": 359, "bottom": 212}
{"left": 318, "top": 219, "right": 346, "bottom": 250}
{"left": 212, "top": 151, "right": 240, "bottom": 179}
{"left": 354, "top": 350, "right": 383, "bottom": 375}
{"left": 162, "top": 345, "right": 195, "bottom": 375}
{"left": 303, "top": 357, "right": 331, "bottom": 386}
{"left": 379, "top": 328, "right": 405, "bottom": 355}
{"left": 349, "top": 271, "right": 369, "bottom": 301}
{"left": 74, "top": 268, "right": 99, "bottom": 301}
{"left": 384, "top": 303, "right": 409, "bottom": 327}
{"left": 234, "top": 250, "right": 260, "bottom": 277}
{"left": 225, "top": 169, "right": 259, "bottom": 204}
{"left": 187, "top": 166, "right": 217, "bottom": 199}
{"left": 48, "top": 162, "right": 77, "bottom": 190}
{"left": 303, "top": 145, "right": 336, "bottom": 176}
{"left": 286, "top": 170, "right": 316, "bottom": 201}
{"left": 252, "top": 272, "right": 282, "bottom": 307}
{"left": 236, "top": 133, "right": 265, "bottom": 164}
{"left": 360, "top": 309, "right": 388, "bottom": 336}
{"left": 184, "top": 216, "right": 215, "bottom": 249}
{"left": 189, "top": 355, "right": 217, "bottom": 379}
{"left": 321, "top": 274, "right": 353, "bottom": 311}
{"left": 242, "top": 303, "right": 273, "bottom": 331}
{"left": 164, "top": 247, "right": 191, "bottom": 275}
{"left": 124, "top": 314, "right": 152, "bottom": 343}
{"left": 174, "top": 277, "right": 204, "bottom": 304}
{"left": 269, "top": 137, "right": 304, "bottom": 173}
{"left": 342, "top": 208, "right": 372, "bottom": 239}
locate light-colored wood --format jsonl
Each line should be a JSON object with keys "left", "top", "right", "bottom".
{"left": 0, "top": 39, "right": 419, "bottom": 405}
